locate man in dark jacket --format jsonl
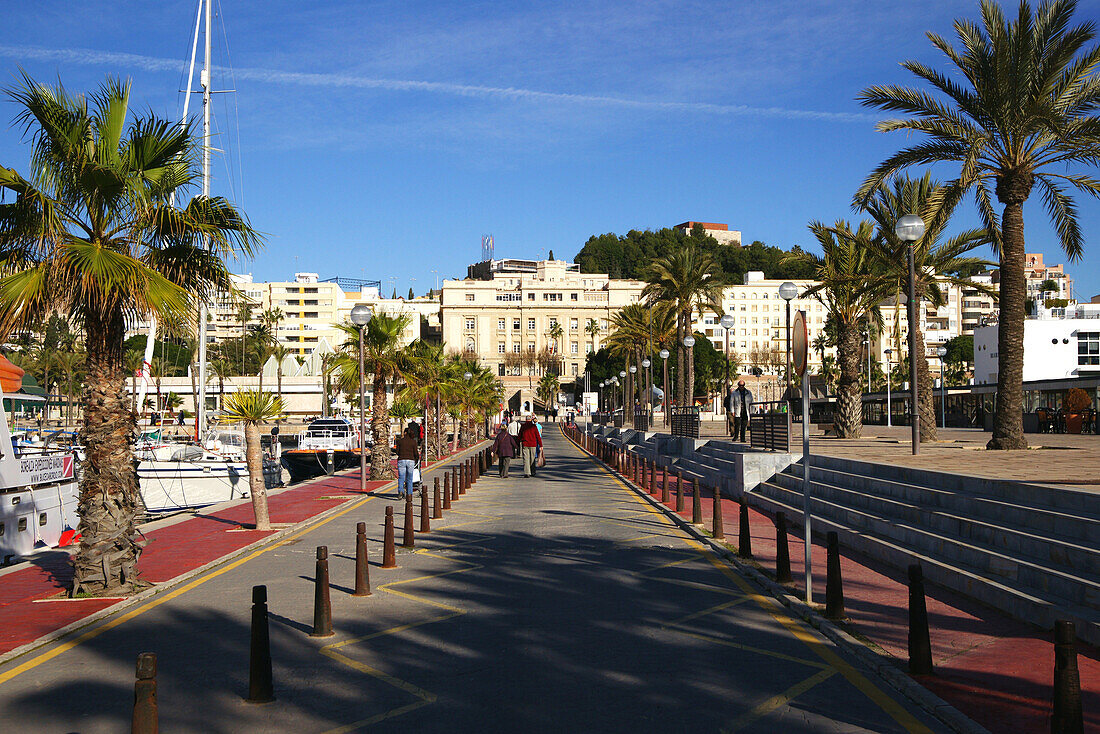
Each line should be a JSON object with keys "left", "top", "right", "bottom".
{"left": 725, "top": 379, "right": 754, "bottom": 442}
{"left": 492, "top": 425, "right": 518, "bottom": 478}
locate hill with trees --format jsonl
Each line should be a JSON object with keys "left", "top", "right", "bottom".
{"left": 574, "top": 224, "right": 819, "bottom": 283}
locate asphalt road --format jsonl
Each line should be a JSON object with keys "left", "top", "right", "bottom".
{"left": 0, "top": 428, "right": 946, "bottom": 733}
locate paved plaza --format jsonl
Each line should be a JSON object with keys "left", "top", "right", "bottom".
{"left": 0, "top": 430, "right": 946, "bottom": 733}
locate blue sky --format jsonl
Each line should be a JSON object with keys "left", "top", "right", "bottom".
{"left": 2, "top": 0, "right": 1099, "bottom": 299}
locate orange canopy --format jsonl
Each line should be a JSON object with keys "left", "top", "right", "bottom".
{"left": 0, "top": 354, "right": 26, "bottom": 394}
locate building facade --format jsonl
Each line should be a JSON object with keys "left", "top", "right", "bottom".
{"left": 974, "top": 303, "right": 1100, "bottom": 384}
{"left": 673, "top": 221, "right": 742, "bottom": 247}
{"left": 440, "top": 259, "right": 645, "bottom": 386}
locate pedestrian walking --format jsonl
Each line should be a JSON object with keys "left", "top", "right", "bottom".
{"left": 507, "top": 413, "right": 521, "bottom": 439}
{"left": 725, "top": 379, "right": 754, "bottom": 442}
{"left": 394, "top": 423, "right": 420, "bottom": 498}
{"left": 492, "top": 424, "right": 518, "bottom": 478}
{"left": 519, "top": 414, "right": 542, "bottom": 477}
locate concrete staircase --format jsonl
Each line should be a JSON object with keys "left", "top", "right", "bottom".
{"left": 750, "top": 454, "right": 1100, "bottom": 645}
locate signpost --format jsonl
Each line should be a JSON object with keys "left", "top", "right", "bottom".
{"left": 792, "top": 310, "right": 812, "bottom": 605}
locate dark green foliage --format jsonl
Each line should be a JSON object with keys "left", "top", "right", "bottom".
{"left": 580, "top": 330, "right": 725, "bottom": 402}
{"left": 943, "top": 334, "right": 974, "bottom": 365}
{"left": 574, "top": 227, "right": 818, "bottom": 283}
{"left": 123, "top": 336, "right": 193, "bottom": 377}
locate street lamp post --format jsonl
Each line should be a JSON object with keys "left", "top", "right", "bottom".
{"left": 936, "top": 346, "right": 947, "bottom": 429}
{"left": 349, "top": 304, "right": 373, "bottom": 493}
{"left": 884, "top": 348, "right": 893, "bottom": 427}
{"left": 641, "top": 357, "right": 652, "bottom": 428}
{"left": 619, "top": 370, "right": 627, "bottom": 419}
{"left": 895, "top": 214, "right": 926, "bottom": 455}
{"left": 659, "top": 348, "right": 670, "bottom": 427}
{"left": 682, "top": 335, "right": 695, "bottom": 410}
{"left": 629, "top": 364, "right": 638, "bottom": 418}
{"left": 720, "top": 313, "right": 736, "bottom": 431}
{"left": 779, "top": 282, "right": 798, "bottom": 408}
{"left": 463, "top": 371, "right": 472, "bottom": 445}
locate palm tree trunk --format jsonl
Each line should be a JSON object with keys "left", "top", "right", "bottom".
{"left": 913, "top": 326, "right": 937, "bottom": 442}
{"left": 988, "top": 197, "right": 1028, "bottom": 450}
{"left": 71, "top": 309, "right": 143, "bottom": 596}
{"left": 675, "top": 311, "right": 686, "bottom": 406}
{"left": 369, "top": 371, "right": 392, "bottom": 479}
{"left": 276, "top": 367, "right": 283, "bottom": 405}
{"left": 244, "top": 422, "right": 271, "bottom": 530}
{"left": 686, "top": 317, "right": 696, "bottom": 408}
{"left": 834, "top": 323, "right": 863, "bottom": 439}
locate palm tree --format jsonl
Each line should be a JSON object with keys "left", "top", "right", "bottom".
{"left": 333, "top": 314, "right": 411, "bottom": 480}
{"left": 124, "top": 349, "right": 145, "bottom": 415}
{"left": 855, "top": 0, "right": 1100, "bottom": 449}
{"left": 208, "top": 358, "right": 230, "bottom": 412}
{"left": 220, "top": 390, "right": 284, "bottom": 531}
{"left": 0, "top": 75, "right": 260, "bottom": 595}
{"left": 236, "top": 301, "right": 254, "bottom": 377}
{"left": 546, "top": 321, "right": 565, "bottom": 375}
{"left": 400, "top": 340, "right": 447, "bottom": 460}
{"left": 643, "top": 244, "right": 724, "bottom": 407}
{"left": 585, "top": 318, "right": 601, "bottom": 354}
{"left": 793, "top": 221, "right": 887, "bottom": 438}
{"left": 269, "top": 343, "right": 293, "bottom": 404}
{"left": 856, "top": 173, "right": 993, "bottom": 441}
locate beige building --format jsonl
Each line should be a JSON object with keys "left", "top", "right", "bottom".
{"left": 441, "top": 259, "right": 645, "bottom": 387}
{"left": 673, "top": 221, "right": 742, "bottom": 247}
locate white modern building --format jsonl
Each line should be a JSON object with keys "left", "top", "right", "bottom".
{"left": 974, "top": 304, "right": 1100, "bottom": 383}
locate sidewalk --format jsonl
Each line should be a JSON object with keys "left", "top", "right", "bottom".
{"left": 572, "top": 427, "right": 1099, "bottom": 734}
{"left": 0, "top": 445, "right": 482, "bottom": 662}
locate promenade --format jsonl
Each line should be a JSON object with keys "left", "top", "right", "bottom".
{"left": 0, "top": 430, "right": 947, "bottom": 733}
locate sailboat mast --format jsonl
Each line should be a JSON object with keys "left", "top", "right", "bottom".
{"left": 196, "top": 0, "right": 212, "bottom": 437}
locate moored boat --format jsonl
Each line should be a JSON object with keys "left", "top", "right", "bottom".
{"left": 281, "top": 417, "right": 368, "bottom": 483}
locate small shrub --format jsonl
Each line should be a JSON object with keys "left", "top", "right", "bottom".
{"left": 1063, "top": 388, "right": 1092, "bottom": 413}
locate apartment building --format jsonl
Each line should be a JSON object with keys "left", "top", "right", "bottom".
{"left": 691, "top": 272, "right": 832, "bottom": 374}
{"left": 440, "top": 259, "right": 645, "bottom": 384}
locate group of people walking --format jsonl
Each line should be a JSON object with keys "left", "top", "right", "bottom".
{"left": 491, "top": 412, "right": 544, "bottom": 478}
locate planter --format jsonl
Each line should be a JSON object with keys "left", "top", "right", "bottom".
{"left": 1065, "top": 412, "right": 1083, "bottom": 434}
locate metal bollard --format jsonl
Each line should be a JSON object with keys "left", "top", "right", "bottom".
{"left": 907, "top": 564, "right": 933, "bottom": 675}
{"left": 443, "top": 472, "right": 452, "bottom": 510}
{"left": 382, "top": 507, "right": 397, "bottom": 569}
{"left": 661, "top": 466, "right": 669, "bottom": 504}
{"left": 774, "top": 511, "right": 793, "bottom": 584}
{"left": 247, "top": 585, "right": 274, "bottom": 703}
{"left": 451, "top": 467, "right": 459, "bottom": 501}
{"left": 433, "top": 476, "right": 442, "bottom": 519}
{"left": 353, "top": 523, "right": 371, "bottom": 596}
{"left": 691, "top": 478, "right": 702, "bottom": 525}
{"left": 311, "top": 546, "right": 334, "bottom": 637}
{"left": 325, "top": 448, "right": 334, "bottom": 475}
{"left": 1052, "top": 620, "right": 1083, "bottom": 734}
{"left": 675, "top": 469, "right": 684, "bottom": 512}
{"left": 131, "top": 652, "right": 158, "bottom": 734}
{"left": 711, "top": 482, "right": 725, "bottom": 540}
{"left": 402, "top": 493, "right": 415, "bottom": 548}
{"left": 649, "top": 460, "right": 657, "bottom": 496}
{"left": 420, "top": 487, "right": 431, "bottom": 533}
{"left": 825, "top": 531, "right": 844, "bottom": 621}
{"left": 738, "top": 499, "right": 753, "bottom": 559}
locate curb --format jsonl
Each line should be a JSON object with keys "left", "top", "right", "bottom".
{"left": 566, "top": 428, "right": 991, "bottom": 734}
{"left": 0, "top": 440, "right": 489, "bottom": 671}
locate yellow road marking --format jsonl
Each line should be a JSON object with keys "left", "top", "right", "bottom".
{"left": 560, "top": 426, "right": 934, "bottom": 734}
{"left": 0, "top": 441, "right": 492, "bottom": 687}
{"left": 673, "top": 628, "right": 830, "bottom": 669}
{"left": 722, "top": 668, "right": 838, "bottom": 733}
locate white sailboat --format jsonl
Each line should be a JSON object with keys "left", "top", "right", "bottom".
{"left": 135, "top": 0, "right": 280, "bottom": 512}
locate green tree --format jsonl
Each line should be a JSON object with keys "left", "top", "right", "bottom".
{"left": 0, "top": 75, "right": 260, "bottom": 595}
{"left": 856, "top": 0, "right": 1100, "bottom": 449}
{"left": 856, "top": 172, "right": 993, "bottom": 441}
{"left": 643, "top": 244, "right": 724, "bottom": 406}
{"left": 793, "top": 221, "right": 886, "bottom": 438}
{"left": 220, "top": 390, "right": 284, "bottom": 530}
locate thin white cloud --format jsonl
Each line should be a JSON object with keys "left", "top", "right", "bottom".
{"left": 0, "top": 44, "right": 876, "bottom": 123}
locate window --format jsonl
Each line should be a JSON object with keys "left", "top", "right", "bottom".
{"left": 571, "top": 293, "right": 578, "bottom": 301}
{"left": 571, "top": 363, "right": 579, "bottom": 376}
{"left": 465, "top": 294, "right": 475, "bottom": 301}
{"left": 528, "top": 318, "right": 536, "bottom": 330}
{"left": 498, "top": 318, "right": 506, "bottom": 330}
{"left": 304, "top": 312, "right": 319, "bottom": 318}
{"left": 528, "top": 292, "right": 536, "bottom": 301}
{"left": 570, "top": 318, "right": 579, "bottom": 331}
{"left": 465, "top": 318, "right": 476, "bottom": 330}
{"left": 39, "top": 512, "right": 47, "bottom": 526}
{"left": 513, "top": 344, "right": 521, "bottom": 353}
{"left": 498, "top": 343, "right": 506, "bottom": 353}
{"left": 1080, "top": 332, "right": 1100, "bottom": 366}
{"left": 527, "top": 343, "right": 536, "bottom": 352}
{"left": 513, "top": 319, "right": 521, "bottom": 330}
{"left": 549, "top": 317, "right": 558, "bottom": 328}
{"left": 17, "top": 518, "right": 27, "bottom": 532}
{"left": 570, "top": 342, "right": 578, "bottom": 354}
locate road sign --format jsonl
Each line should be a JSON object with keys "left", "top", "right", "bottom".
{"left": 792, "top": 310, "right": 808, "bottom": 377}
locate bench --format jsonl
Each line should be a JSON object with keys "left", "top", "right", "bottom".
{"left": 816, "top": 423, "right": 836, "bottom": 436}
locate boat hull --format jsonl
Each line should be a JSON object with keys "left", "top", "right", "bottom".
{"left": 0, "top": 480, "right": 80, "bottom": 565}
{"left": 138, "top": 459, "right": 283, "bottom": 513}
{"left": 281, "top": 450, "right": 362, "bottom": 484}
